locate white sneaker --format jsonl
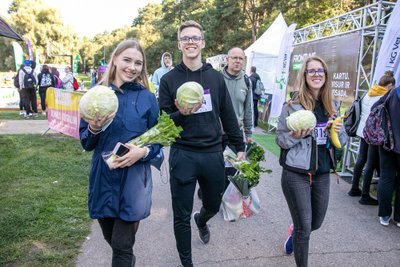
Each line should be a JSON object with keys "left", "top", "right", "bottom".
{"left": 379, "top": 216, "right": 390, "bottom": 226}
{"left": 19, "top": 111, "right": 26, "bottom": 116}
{"left": 41, "top": 111, "right": 46, "bottom": 115}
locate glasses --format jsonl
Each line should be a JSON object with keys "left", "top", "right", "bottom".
{"left": 179, "top": 36, "right": 203, "bottom": 44}
{"left": 229, "top": 56, "right": 245, "bottom": 62}
{"left": 305, "top": 68, "right": 326, "bottom": 76}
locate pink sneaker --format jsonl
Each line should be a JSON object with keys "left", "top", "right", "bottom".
{"left": 284, "top": 224, "right": 294, "bottom": 254}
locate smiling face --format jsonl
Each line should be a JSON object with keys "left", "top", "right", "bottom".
{"left": 178, "top": 26, "right": 205, "bottom": 61}
{"left": 305, "top": 60, "right": 326, "bottom": 94}
{"left": 113, "top": 47, "right": 143, "bottom": 87}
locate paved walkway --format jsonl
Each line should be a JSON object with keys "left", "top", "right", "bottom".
{"left": 2, "top": 121, "right": 400, "bottom": 266}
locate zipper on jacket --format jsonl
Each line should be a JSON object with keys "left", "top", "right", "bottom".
{"left": 308, "top": 172, "right": 312, "bottom": 186}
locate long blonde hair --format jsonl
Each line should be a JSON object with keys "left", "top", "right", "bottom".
{"left": 101, "top": 39, "right": 149, "bottom": 89}
{"left": 293, "top": 55, "right": 335, "bottom": 116}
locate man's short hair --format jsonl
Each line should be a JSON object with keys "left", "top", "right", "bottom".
{"left": 177, "top": 20, "right": 204, "bottom": 39}
{"left": 251, "top": 66, "right": 256, "bottom": 73}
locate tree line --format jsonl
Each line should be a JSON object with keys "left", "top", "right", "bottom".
{"left": 0, "top": 0, "right": 374, "bottom": 74}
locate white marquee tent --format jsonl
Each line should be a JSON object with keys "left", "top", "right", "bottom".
{"left": 245, "top": 13, "right": 287, "bottom": 94}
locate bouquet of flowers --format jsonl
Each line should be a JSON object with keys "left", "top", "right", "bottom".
{"left": 104, "top": 111, "right": 183, "bottom": 169}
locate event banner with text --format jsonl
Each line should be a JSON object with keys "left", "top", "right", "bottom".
{"left": 46, "top": 88, "right": 83, "bottom": 139}
{"left": 287, "top": 32, "right": 361, "bottom": 104}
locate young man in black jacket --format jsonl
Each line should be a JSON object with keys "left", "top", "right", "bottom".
{"left": 158, "top": 20, "right": 245, "bottom": 267}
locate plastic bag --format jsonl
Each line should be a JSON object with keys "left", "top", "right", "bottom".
{"left": 221, "top": 182, "right": 243, "bottom": 222}
{"left": 221, "top": 183, "right": 261, "bottom": 222}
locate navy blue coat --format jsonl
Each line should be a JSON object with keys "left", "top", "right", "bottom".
{"left": 80, "top": 82, "right": 161, "bottom": 222}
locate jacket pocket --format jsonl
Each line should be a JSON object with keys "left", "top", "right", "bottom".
{"left": 286, "top": 138, "right": 312, "bottom": 169}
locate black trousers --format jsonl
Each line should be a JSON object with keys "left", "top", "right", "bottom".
{"left": 21, "top": 87, "right": 37, "bottom": 114}
{"left": 38, "top": 87, "right": 49, "bottom": 111}
{"left": 98, "top": 218, "right": 140, "bottom": 267}
{"left": 169, "top": 147, "right": 225, "bottom": 266}
{"left": 253, "top": 99, "right": 259, "bottom": 127}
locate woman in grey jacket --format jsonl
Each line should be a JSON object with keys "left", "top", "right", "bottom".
{"left": 276, "top": 56, "right": 346, "bottom": 267}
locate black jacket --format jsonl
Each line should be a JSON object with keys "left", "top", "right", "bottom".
{"left": 159, "top": 62, "right": 245, "bottom": 153}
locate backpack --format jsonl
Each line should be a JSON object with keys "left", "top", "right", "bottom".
{"left": 22, "top": 69, "right": 36, "bottom": 89}
{"left": 40, "top": 73, "right": 52, "bottom": 87}
{"left": 244, "top": 74, "right": 251, "bottom": 89}
{"left": 363, "top": 90, "right": 394, "bottom": 151}
{"left": 254, "top": 79, "right": 264, "bottom": 96}
{"left": 343, "top": 93, "right": 365, "bottom": 137}
{"left": 13, "top": 73, "right": 20, "bottom": 88}
{"left": 72, "top": 77, "right": 79, "bottom": 90}
{"left": 54, "top": 76, "right": 62, "bottom": 88}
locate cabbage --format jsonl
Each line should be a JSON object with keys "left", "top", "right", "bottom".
{"left": 176, "top": 81, "right": 204, "bottom": 109}
{"left": 286, "top": 110, "right": 317, "bottom": 131}
{"left": 79, "top": 85, "right": 118, "bottom": 120}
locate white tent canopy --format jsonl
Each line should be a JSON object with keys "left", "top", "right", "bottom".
{"left": 245, "top": 13, "right": 287, "bottom": 93}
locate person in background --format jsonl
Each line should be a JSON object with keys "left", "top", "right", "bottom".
{"left": 348, "top": 71, "right": 395, "bottom": 206}
{"left": 37, "top": 64, "right": 55, "bottom": 115}
{"left": 151, "top": 52, "right": 173, "bottom": 96}
{"left": 275, "top": 55, "right": 346, "bottom": 267}
{"left": 370, "top": 84, "right": 400, "bottom": 227}
{"left": 62, "top": 66, "right": 74, "bottom": 91}
{"left": 79, "top": 39, "right": 161, "bottom": 267}
{"left": 249, "top": 66, "right": 261, "bottom": 127}
{"left": 158, "top": 20, "right": 245, "bottom": 267}
{"left": 51, "top": 67, "right": 62, "bottom": 88}
{"left": 90, "top": 68, "right": 97, "bottom": 88}
{"left": 220, "top": 47, "right": 253, "bottom": 185}
{"left": 19, "top": 60, "right": 38, "bottom": 117}
{"left": 14, "top": 64, "right": 25, "bottom": 116}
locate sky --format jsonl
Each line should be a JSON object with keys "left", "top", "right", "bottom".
{"left": 0, "top": 0, "right": 162, "bottom": 38}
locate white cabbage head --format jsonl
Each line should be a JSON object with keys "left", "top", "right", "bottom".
{"left": 176, "top": 81, "right": 204, "bottom": 109}
{"left": 79, "top": 85, "right": 118, "bottom": 120}
{"left": 286, "top": 110, "right": 317, "bottom": 131}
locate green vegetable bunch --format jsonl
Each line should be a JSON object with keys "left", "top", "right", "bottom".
{"left": 223, "top": 143, "right": 272, "bottom": 196}
{"left": 128, "top": 111, "right": 183, "bottom": 147}
{"left": 106, "top": 111, "right": 183, "bottom": 168}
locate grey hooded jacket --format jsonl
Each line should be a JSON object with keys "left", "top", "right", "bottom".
{"left": 221, "top": 68, "right": 253, "bottom": 137}
{"left": 276, "top": 100, "right": 347, "bottom": 173}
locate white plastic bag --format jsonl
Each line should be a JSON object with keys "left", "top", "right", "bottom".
{"left": 221, "top": 182, "right": 243, "bottom": 222}
{"left": 240, "top": 188, "right": 260, "bottom": 219}
{"left": 221, "top": 183, "right": 261, "bottom": 222}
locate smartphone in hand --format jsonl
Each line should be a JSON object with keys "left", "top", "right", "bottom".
{"left": 113, "top": 142, "right": 130, "bottom": 157}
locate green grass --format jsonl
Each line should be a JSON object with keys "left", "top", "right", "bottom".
{"left": 76, "top": 73, "right": 91, "bottom": 88}
{"left": 0, "top": 134, "right": 92, "bottom": 266}
{"left": 0, "top": 110, "right": 47, "bottom": 120}
{"left": 252, "top": 133, "right": 280, "bottom": 157}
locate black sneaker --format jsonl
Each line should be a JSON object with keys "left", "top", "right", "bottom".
{"left": 192, "top": 211, "right": 210, "bottom": 244}
{"left": 348, "top": 188, "right": 362, "bottom": 197}
{"left": 359, "top": 196, "right": 378, "bottom": 205}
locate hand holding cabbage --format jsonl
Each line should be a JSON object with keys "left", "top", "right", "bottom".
{"left": 79, "top": 85, "right": 119, "bottom": 131}
{"left": 175, "top": 81, "right": 204, "bottom": 115}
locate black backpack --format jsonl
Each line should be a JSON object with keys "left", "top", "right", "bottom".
{"left": 22, "top": 69, "right": 36, "bottom": 89}
{"left": 13, "top": 73, "right": 20, "bottom": 88}
{"left": 343, "top": 93, "right": 365, "bottom": 137}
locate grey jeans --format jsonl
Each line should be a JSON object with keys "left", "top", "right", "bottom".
{"left": 281, "top": 169, "right": 330, "bottom": 267}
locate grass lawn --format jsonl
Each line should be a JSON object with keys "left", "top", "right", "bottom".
{"left": 252, "top": 133, "right": 280, "bottom": 157}
{"left": 0, "top": 134, "right": 92, "bottom": 266}
{"left": 0, "top": 110, "right": 47, "bottom": 120}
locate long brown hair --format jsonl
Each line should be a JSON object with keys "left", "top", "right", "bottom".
{"left": 293, "top": 55, "right": 335, "bottom": 116}
{"left": 101, "top": 39, "right": 149, "bottom": 89}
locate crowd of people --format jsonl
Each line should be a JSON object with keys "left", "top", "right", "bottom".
{"left": 9, "top": 18, "right": 396, "bottom": 267}
{"left": 75, "top": 19, "right": 400, "bottom": 267}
